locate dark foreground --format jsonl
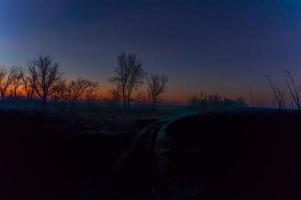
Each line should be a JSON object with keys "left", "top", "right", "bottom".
{"left": 1, "top": 110, "right": 301, "bottom": 199}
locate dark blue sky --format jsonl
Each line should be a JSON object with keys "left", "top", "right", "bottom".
{"left": 1, "top": 0, "right": 301, "bottom": 102}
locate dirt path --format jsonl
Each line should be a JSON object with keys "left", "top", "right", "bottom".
{"left": 114, "top": 113, "right": 197, "bottom": 199}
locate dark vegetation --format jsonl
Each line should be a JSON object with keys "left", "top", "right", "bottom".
{"left": 0, "top": 109, "right": 160, "bottom": 200}
{"left": 265, "top": 70, "right": 301, "bottom": 110}
{"left": 2, "top": 108, "right": 301, "bottom": 199}
{"left": 155, "top": 110, "right": 301, "bottom": 199}
{"left": 0, "top": 52, "right": 169, "bottom": 111}
{"left": 188, "top": 92, "right": 247, "bottom": 112}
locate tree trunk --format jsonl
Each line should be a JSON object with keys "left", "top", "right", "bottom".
{"left": 122, "top": 89, "right": 127, "bottom": 109}
{"left": 152, "top": 103, "right": 156, "bottom": 112}
{"left": 42, "top": 96, "right": 48, "bottom": 108}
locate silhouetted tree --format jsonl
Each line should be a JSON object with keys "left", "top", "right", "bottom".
{"left": 109, "top": 52, "right": 145, "bottom": 108}
{"left": 0, "top": 66, "right": 14, "bottom": 98}
{"left": 188, "top": 92, "right": 247, "bottom": 112}
{"left": 67, "top": 77, "right": 97, "bottom": 102}
{"left": 28, "top": 56, "right": 61, "bottom": 104}
{"left": 52, "top": 79, "right": 67, "bottom": 102}
{"left": 9, "top": 66, "right": 24, "bottom": 97}
{"left": 84, "top": 81, "right": 99, "bottom": 101}
{"left": 147, "top": 73, "right": 168, "bottom": 111}
{"left": 0, "top": 66, "right": 8, "bottom": 98}
{"left": 21, "top": 74, "right": 35, "bottom": 98}
{"left": 236, "top": 97, "right": 246, "bottom": 106}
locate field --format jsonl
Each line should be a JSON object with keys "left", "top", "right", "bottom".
{"left": 1, "top": 106, "right": 301, "bottom": 199}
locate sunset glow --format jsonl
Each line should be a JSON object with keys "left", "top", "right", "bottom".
{"left": 1, "top": 0, "right": 301, "bottom": 105}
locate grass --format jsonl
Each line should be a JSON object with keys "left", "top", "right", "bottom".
{"left": 1, "top": 105, "right": 301, "bottom": 199}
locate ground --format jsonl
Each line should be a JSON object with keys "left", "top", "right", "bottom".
{"left": 1, "top": 108, "right": 301, "bottom": 199}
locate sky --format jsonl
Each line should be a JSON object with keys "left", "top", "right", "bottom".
{"left": 1, "top": 0, "right": 301, "bottom": 104}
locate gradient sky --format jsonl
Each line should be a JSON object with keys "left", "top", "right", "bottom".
{"left": 1, "top": 0, "right": 301, "bottom": 104}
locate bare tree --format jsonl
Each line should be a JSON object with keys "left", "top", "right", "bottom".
{"left": 84, "top": 81, "right": 99, "bottom": 101}
{"left": 22, "top": 74, "right": 35, "bottom": 98}
{"left": 0, "top": 65, "right": 14, "bottom": 98}
{"left": 147, "top": 73, "right": 168, "bottom": 111}
{"left": 28, "top": 56, "right": 61, "bottom": 104}
{"left": 0, "top": 65, "right": 8, "bottom": 98}
{"left": 66, "top": 77, "right": 96, "bottom": 102}
{"left": 9, "top": 66, "right": 24, "bottom": 97}
{"left": 52, "top": 79, "right": 67, "bottom": 102}
{"left": 109, "top": 52, "right": 145, "bottom": 108}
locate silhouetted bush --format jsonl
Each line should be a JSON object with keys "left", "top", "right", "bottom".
{"left": 188, "top": 92, "right": 247, "bottom": 112}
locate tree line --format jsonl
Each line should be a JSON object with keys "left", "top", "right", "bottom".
{"left": 0, "top": 56, "right": 99, "bottom": 104}
{"left": 188, "top": 92, "right": 247, "bottom": 112}
{"left": 109, "top": 52, "right": 168, "bottom": 111}
{"left": 0, "top": 52, "right": 169, "bottom": 111}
